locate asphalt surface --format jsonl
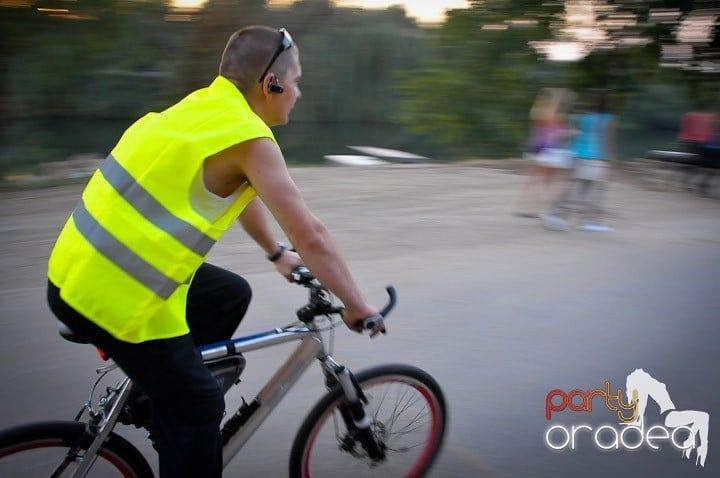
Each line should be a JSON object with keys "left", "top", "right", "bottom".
{"left": 1, "top": 161, "right": 719, "bottom": 477}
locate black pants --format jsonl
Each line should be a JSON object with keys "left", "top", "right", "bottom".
{"left": 47, "top": 263, "right": 252, "bottom": 478}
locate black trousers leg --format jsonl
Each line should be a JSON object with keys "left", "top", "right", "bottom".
{"left": 46, "top": 263, "right": 252, "bottom": 477}
{"left": 186, "top": 262, "right": 252, "bottom": 346}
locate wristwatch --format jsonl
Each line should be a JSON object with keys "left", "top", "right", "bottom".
{"left": 267, "top": 242, "right": 287, "bottom": 262}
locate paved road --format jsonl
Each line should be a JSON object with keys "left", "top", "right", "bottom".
{"left": 1, "top": 162, "right": 719, "bottom": 477}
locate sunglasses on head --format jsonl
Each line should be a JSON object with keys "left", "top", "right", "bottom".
{"left": 258, "top": 28, "right": 293, "bottom": 83}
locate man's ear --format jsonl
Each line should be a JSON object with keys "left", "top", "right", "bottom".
{"left": 267, "top": 76, "right": 284, "bottom": 94}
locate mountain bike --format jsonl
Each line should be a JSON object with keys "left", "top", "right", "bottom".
{"left": 0, "top": 267, "right": 447, "bottom": 477}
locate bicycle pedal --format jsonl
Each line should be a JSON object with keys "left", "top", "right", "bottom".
{"left": 119, "top": 392, "right": 153, "bottom": 430}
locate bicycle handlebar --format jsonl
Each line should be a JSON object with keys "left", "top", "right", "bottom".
{"left": 290, "top": 266, "right": 395, "bottom": 333}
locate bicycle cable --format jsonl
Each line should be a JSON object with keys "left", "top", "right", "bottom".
{"left": 328, "top": 314, "right": 336, "bottom": 355}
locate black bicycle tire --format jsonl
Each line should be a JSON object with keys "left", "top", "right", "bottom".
{"left": 289, "top": 363, "right": 447, "bottom": 478}
{"left": 0, "top": 420, "right": 154, "bottom": 478}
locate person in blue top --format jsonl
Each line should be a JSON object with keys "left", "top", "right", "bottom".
{"left": 541, "top": 90, "right": 616, "bottom": 232}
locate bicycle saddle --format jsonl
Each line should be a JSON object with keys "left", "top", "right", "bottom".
{"left": 57, "top": 321, "right": 92, "bottom": 344}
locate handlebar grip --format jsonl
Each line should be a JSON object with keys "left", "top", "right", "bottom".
{"left": 360, "top": 285, "right": 396, "bottom": 332}
{"left": 379, "top": 286, "right": 397, "bottom": 318}
{"left": 362, "top": 314, "right": 383, "bottom": 330}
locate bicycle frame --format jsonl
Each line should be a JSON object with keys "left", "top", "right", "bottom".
{"left": 201, "top": 323, "right": 330, "bottom": 468}
{"left": 76, "top": 319, "right": 359, "bottom": 475}
{"left": 71, "top": 377, "right": 136, "bottom": 477}
{"left": 64, "top": 267, "right": 395, "bottom": 476}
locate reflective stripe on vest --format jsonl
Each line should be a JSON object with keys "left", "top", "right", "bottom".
{"left": 100, "top": 154, "right": 215, "bottom": 257}
{"left": 71, "top": 200, "right": 181, "bottom": 299}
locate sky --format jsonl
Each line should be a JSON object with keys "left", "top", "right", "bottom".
{"left": 332, "top": 0, "right": 470, "bottom": 24}
{"left": 172, "top": 0, "right": 471, "bottom": 24}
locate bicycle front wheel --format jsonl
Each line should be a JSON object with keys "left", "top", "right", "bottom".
{"left": 0, "top": 421, "right": 153, "bottom": 478}
{"left": 289, "top": 364, "right": 447, "bottom": 478}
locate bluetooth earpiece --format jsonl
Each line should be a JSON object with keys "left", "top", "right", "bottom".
{"left": 268, "top": 78, "right": 284, "bottom": 94}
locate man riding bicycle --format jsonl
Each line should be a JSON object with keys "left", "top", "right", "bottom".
{"left": 46, "top": 25, "right": 380, "bottom": 477}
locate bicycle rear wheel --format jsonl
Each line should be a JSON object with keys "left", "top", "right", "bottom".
{"left": 0, "top": 421, "right": 153, "bottom": 478}
{"left": 289, "top": 364, "right": 447, "bottom": 478}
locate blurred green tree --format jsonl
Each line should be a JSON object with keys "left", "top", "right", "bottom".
{"left": 397, "top": 0, "right": 719, "bottom": 159}
{"left": 2, "top": 0, "right": 718, "bottom": 177}
{"left": 1, "top": 0, "right": 440, "bottom": 175}
{"left": 1, "top": 0, "right": 179, "bottom": 175}
{"left": 397, "top": 0, "right": 564, "bottom": 158}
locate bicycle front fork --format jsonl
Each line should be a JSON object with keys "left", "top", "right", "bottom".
{"left": 321, "top": 356, "right": 386, "bottom": 461}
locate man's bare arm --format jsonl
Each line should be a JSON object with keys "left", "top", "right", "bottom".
{"left": 238, "top": 197, "right": 304, "bottom": 279}
{"left": 238, "top": 198, "right": 282, "bottom": 256}
{"left": 216, "top": 137, "right": 377, "bottom": 324}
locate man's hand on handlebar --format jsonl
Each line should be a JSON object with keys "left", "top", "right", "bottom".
{"left": 342, "top": 305, "right": 385, "bottom": 337}
{"left": 274, "top": 250, "right": 304, "bottom": 282}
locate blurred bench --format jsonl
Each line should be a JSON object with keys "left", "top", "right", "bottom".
{"left": 643, "top": 150, "right": 700, "bottom": 165}
{"left": 638, "top": 149, "right": 717, "bottom": 196}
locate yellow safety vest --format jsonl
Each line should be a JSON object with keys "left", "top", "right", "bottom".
{"left": 48, "top": 76, "right": 275, "bottom": 343}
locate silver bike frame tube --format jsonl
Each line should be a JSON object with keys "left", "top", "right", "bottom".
{"left": 222, "top": 332, "right": 325, "bottom": 467}
{"left": 71, "top": 378, "right": 134, "bottom": 478}
{"left": 201, "top": 326, "right": 315, "bottom": 360}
